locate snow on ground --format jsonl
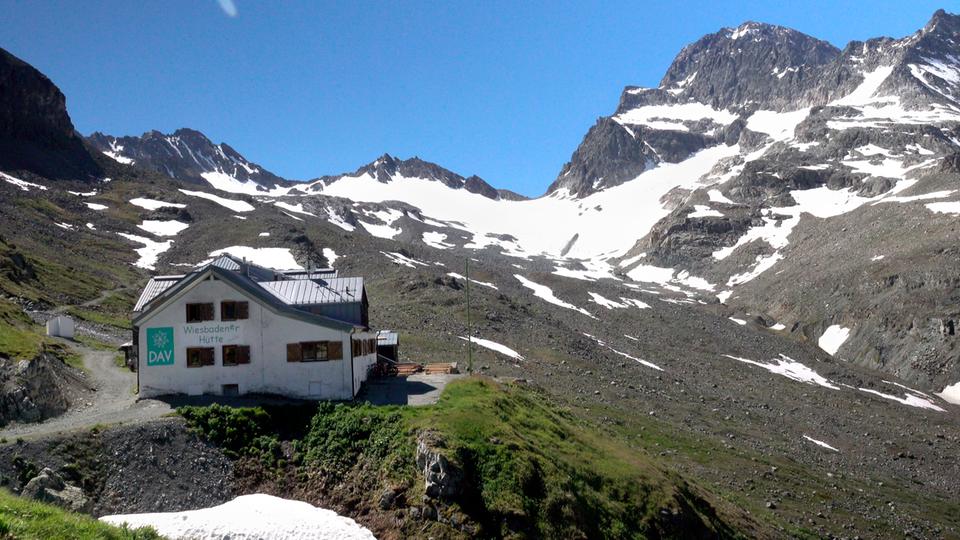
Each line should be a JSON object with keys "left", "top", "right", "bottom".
{"left": 180, "top": 189, "right": 255, "bottom": 212}
{"left": 381, "top": 251, "right": 429, "bottom": 268}
{"left": 937, "top": 381, "right": 960, "bottom": 405}
{"left": 588, "top": 292, "right": 627, "bottom": 309}
{"left": 514, "top": 275, "right": 595, "bottom": 318}
{"left": 100, "top": 494, "right": 376, "bottom": 540}
{"left": 458, "top": 336, "right": 523, "bottom": 360}
{"left": 583, "top": 333, "right": 663, "bottom": 371}
{"left": 138, "top": 220, "right": 189, "bottom": 237}
{"left": 745, "top": 108, "right": 810, "bottom": 141}
{"left": 275, "top": 201, "right": 316, "bottom": 217}
{"left": 926, "top": 200, "right": 960, "bottom": 214}
{"left": 201, "top": 171, "right": 297, "bottom": 197}
{"left": 317, "top": 144, "right": 741, "bottom": 260}
{"left": 259, "top": 232, "right": 270, "bottom": 237}
{"left": 858, "top": 387, "right": 945, "bottom": 412}
{"left": 86, "top": 223, "right": 96, "bottom": 230}
{"left": 728, "top": 317, "right": 747, "bottom": 326}
{"left": 803, "top": 435, "right": 839, "bottom": 452}
{"left": 619, "top": 297, "right": 651, "bottom": 309}
{"left": 322, "top": 248, "right": 339, "bottom": 265}
{"left": 770, "top": 323, "right": 786, "bottom": 331}
{"left": 818, "top": 325, "right": 850, "bottom": 355}
{"left": 54, "top": 222, "right": 74, "bottom": 230}
{"left": 422, "top": 231, "right": 454, "bottom": 249}
{"left": 209, "top": 246, "right": 303, "bottom": 270}
{"left": 871, "top": 255, "right": 885, "bottom": 261}
{"left": 447, "top": 272, "right": 498, "bottom": 290}
{"left": 552, "top": 259, "right": 618, "bottom": 281}
{"left": 102, "top": 150, "right": 134, "bottom": 165}
{"left": 688, "top": 205, "right": 723, "bottom": 218}
{"left": 613, "top": 102, "right": 737, "bottom": 132}
{"left": 626, "top": 264, "right": 716, "bottom": 292}
{"left": 722, "top": 354, "right": 839, "bottom": 390}
{"left": 708, "top": 189, "right": 734, "bottom": 204}
{"left": 324, "top": 208, "right": 356, "bottom": 231}
{"left": 68, "top": 190, "right": 97, "bottom": 197}
{"left": 130, "top": 197, "right": 186, "bottom": 210}
{"left": 360, "top": 220, "right": 400, "bottom": 240}
{"left": 117, "top": 233, "right": 173, "bottom": 270}
{"left": 85, "top": 202, "right": 109, "bottom": 211}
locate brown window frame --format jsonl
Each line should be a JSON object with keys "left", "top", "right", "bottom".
{"left": 186, "top": 303, "right": 214, "bottom": 323}
{"left": 187, "top": 347, "right": 215, "bottom": 368}
{"left": 222, "top": 344, "right": 251, "bottom": 366}
{"left": 221, "top": 300, "right": 249, "bottom": 321}
{"left": 288, "top": 340, "right": 343, "bottom": 363}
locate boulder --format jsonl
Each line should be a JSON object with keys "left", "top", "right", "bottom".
{"left": 21, "top": 467, "right": 91, "bottom": 513}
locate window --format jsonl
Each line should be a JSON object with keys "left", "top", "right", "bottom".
{"left": 221, "top": 301, "right": 249, "bottom": 321}
{"left": 222, "top": 345, "right": 251, "bottom": 366}
{"left": 187, "top": 347, "right": 215, "bottom": 367}
{"left": 186, "top": 303, "right": 214, "bottom": 323}
{"left": 287, "top": 340, "right": 342, "bottom": 362}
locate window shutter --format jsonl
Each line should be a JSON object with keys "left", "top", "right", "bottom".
{"left": 239, "top": 345, "right": 251, "bottom": 364}
{"left": 238, "top": 302, "right": 249, "bottom": 320}
{"left": 287, "top": 343, "right": 302, "bottom": 362}
{"left": 328, "top": 341, "right": 342, "bottom": 361}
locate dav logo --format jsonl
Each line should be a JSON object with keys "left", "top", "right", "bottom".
{"left": 146, "top": 327, "right": 174, "bottom": 366}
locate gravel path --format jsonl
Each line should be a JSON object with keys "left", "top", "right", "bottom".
{"left": 0, "top": 344, "right": 172, "bottom": 441}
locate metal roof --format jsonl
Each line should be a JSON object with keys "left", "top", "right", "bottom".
{"left": 280, "top": 269, "right": 339, "bottom": 280}
{"left": 377, "top": 330, "right": 398, "bottom": 346}
{"left": 133, "top": 276, "right": 184, "bottom": 312}
{"left": 259, "top": 277, "right": 364, "bottom": 306}
{"left": 133, "top": 265, "right": 361, "bottom": 332}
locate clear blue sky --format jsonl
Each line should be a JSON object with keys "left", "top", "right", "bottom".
{"left": 0, "top": 1, "right": 948, "bottom": 195}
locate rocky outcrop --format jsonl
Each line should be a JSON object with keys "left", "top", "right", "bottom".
{"left": 0, "top": 349, "right": 86, "bottom": 426}
{"left": 415, "top": 430, "right": 462, "bottom": 500}
{"left": 0, "top": 47, "right": 100, "bottom": 180}
{"left": 22, "top": 467, "right": 91, "bottom": 512}
{"left": 86, "top": 128, "right": 288, "bottom": 191}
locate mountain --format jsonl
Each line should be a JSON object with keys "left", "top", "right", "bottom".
{"left": 86, "top": 128, "right": 289, "bottom": 194}
{"left": 1, "top": 10, "right": 960, "bottom": 539}
{"left": 312, "top": 153, "right": 528, "bottom": 201}
{"left": 0, "top": 47, "right": 99, "bottom": 180}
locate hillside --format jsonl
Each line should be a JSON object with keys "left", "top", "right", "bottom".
{"left": 0, "top": 9, "right": 957, "bottom": 540}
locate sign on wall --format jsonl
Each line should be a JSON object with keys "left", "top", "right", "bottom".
{"left": 146, "top": 327, "right": 175, "bottom": 366}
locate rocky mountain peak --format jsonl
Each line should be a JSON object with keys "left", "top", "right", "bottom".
{"left": 0, "top": 47, "right": 100, "bottom": 180}
{"left": 85, "top": 128, "right": 283, "bottom": 191}
{"left": 658, "top": 21, "right": 839, "bottom": 111}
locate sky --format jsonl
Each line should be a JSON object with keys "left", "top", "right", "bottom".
{"left": 0, "top": 0, "right": 949, "bottom": 196}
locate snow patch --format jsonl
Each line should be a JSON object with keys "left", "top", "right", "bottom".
{"left": 722, "top": 354, "right": 839, "bottom": 390}
{"left": 514, "top": 275, "right": 595, "bottom": 318}
{"left": 179, "top": 190, "right": 254, "bottom": 212}
{"left": 818, "top": 325, "right": 850, "bottom": 355}
{"left": 138, "top": 220, "right": 190, "bottom": 237}
{"left": 447, "top": 272, "right": 497, "bottom": 290}
{"left": 858, "top": 388, "right": 945, "bottom": 412}
{"left": 423, "top": 231, "right": 454, "bottom": 249}
{"left": 802, "top": 435, "right": 839, "bottom": 452}
{"left": 458, "top": 336, "right": 523, "bottom": 360}
{"left": 118, "top": 233, "right": 172, "bottom": 270}
{"left": 130, "top": 198, "right": 186, "bottom": 210}
{"left": 85, "top": 203, "right": 108, "bottom": 211}
{"left": 100, "top": 494, "right": 376, "bottom": 540}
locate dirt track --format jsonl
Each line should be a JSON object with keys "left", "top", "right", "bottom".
{"left": 0, "top": 343, "right": 171, "bottom": 440}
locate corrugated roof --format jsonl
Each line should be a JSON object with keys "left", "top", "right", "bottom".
{"left": 259, "top": 277, "right": 364, "bottom": 305}
{"left": 280, "top": 269, "right": 339, "bottom": 280}
{"left": 133, "top": 276, "right": 184, "bottom": 312}
{"left": 377, "top": 330, "right": 398, "bottom": 346}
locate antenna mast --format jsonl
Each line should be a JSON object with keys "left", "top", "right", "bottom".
{"left": 465, "top": 257, "right": 472, "bottom": 373}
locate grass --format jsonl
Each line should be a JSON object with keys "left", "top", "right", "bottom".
{"left": 179, "top": 377, "right": 751, "bottom": 538}
{"left": 65, "top": 307, "right": 132, "bottom": 330}
{"left": 0, "top": 299, "right": 45, "bottom": 361}
{"left": 0, "top": 488, "right": 162, "bottom": 540}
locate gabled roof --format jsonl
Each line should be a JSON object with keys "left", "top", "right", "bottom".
{"left": 260, "top": 277, "right": 364, "bottom": 305}
{"left": 133, "top": 275, "right": 185, "bottom": 311}
{"left": 132, "top": 264, "right": 361, "bottom": 331}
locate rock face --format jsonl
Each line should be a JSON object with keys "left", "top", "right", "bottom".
{"left": 0, "top": 351, "right": 85, "bottom": 426}
{"left": 86, "top": 128, "right": 288, "bottom": 191}
{"left": 415, "top": 431, "right": 462, "bottom": 500}
{"left": 0, "top": 47, "right": 99, "bottom": 180}
{"left": 318, "top": 153, "right": 524, "bottom": 201}
{"left": 21, "top": 467, "right": 91, "bottom": 513}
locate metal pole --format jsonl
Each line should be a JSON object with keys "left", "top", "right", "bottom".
{"left": 465, "top": 257, "right": 472, "bottom": 373}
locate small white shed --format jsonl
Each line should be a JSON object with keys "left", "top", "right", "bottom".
{"left": 46, "top": 315, "right": 75, "bottom": 339}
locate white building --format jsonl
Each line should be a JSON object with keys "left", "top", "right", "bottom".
{"left": 46, "top": 315, "right": 75, "bottom": 339}
{"left": 131, "top": 255, "right": 378, "bottom": 400}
